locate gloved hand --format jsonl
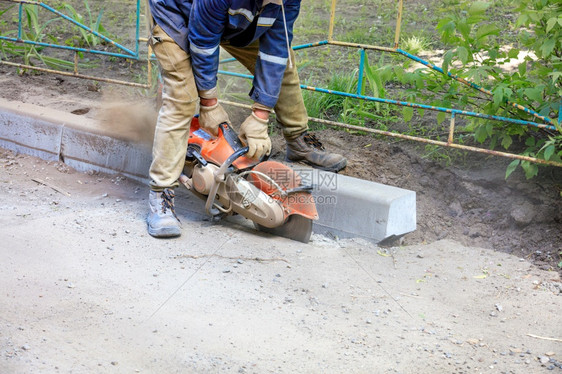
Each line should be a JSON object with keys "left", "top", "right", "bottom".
{"left": 239, "top": 112, "right": 272, "bottom": 159}
{"left": 199, "top": 102, "right": 229, "bottom": 136}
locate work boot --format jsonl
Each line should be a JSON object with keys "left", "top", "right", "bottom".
{"left": 147, "top": 188, "right": 181, "bottom": 238}
{"left": 285, "top": 132, "right": 347, "bottom": 172}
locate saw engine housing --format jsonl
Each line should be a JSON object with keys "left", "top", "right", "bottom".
{"left": 179, "top": 119, "right": 318, "bottom": 242}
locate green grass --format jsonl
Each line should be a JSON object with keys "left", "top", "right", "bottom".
{"left": 302, "top": 71, "right": 354, "bottom": 120}
{"left": 401, "top": 35, "right": 432, "bottom": 54}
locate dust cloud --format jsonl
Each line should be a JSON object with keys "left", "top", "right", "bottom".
{"left": 97, "top": 96, "right": 159, "bottom": 146}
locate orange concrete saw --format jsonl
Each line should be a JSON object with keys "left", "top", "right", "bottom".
{"left": 178, "top": 118, "right": 318, "bottom": 243}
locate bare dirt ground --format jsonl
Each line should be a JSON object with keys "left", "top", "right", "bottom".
{"left": 1, "top": 66, "right": 562, "bottom": 373}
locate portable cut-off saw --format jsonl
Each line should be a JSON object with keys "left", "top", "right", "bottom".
{"left": 178, "top": 118, "right": 318, "bottom": 243}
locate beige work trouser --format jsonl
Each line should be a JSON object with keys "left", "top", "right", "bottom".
{"left": 149, "top": 26, "right": 308, "bottom": 191}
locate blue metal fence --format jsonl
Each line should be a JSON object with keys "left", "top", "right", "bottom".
{"left": 0, "top": 0, "right": 150, "bottom": 87}
{"left": 0, "top": 0, "right": 559, "bottom": 166}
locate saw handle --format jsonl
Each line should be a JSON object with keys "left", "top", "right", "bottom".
{"left": 204, "top": 146, "right": 249, "bottom": 216}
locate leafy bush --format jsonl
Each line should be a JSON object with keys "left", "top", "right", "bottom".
{"left": 303, "top": 0, "right": 561, "bottom": 178}
{"left": 412, "top": 0, "right": 561, "bottom": 178}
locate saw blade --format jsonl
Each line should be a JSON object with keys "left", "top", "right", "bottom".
{"left": 255, "top": 214, "right": 313, "bottom": 243}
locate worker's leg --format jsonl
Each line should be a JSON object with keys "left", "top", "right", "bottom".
{"left": 149, "top": 25, "right": 198, "bottom": 190}
{"left": 147, "top": 24, "right": 198, "bottom": 237}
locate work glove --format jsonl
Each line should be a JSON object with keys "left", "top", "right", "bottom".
{"left": 199, "top": 102, "right": 229, "bottom": 137}
{"left": 239, "top": 112, "right": 272, "bottom": 159}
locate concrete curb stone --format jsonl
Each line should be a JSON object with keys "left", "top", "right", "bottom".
{"left": 0, "top": 98, "right": 151, "bottom": 181}
{"left": 0, "top": 98, "right": 416, "bottom": 242}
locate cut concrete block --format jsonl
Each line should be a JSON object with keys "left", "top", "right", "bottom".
{"left": 292, "top": 167, "right": 416, "bottom": 242}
